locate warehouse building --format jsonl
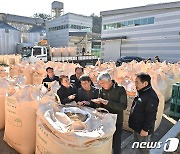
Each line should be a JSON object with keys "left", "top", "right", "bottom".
{"left": 46, "top": 12, "right": 92, "bottom": 54}
{"left": 0, "top": 13, "right": 45, "bottom": 54}
{"left": 100, "top": 1, "right": 180, "bottom": 62}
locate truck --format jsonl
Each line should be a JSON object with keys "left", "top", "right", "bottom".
{"left": 21, "top": 45, "right": 99, "bottom": 67}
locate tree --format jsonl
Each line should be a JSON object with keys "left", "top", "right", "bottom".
{"left": 90, "top": 13, "right": 102, "bottom": 33}
{"left": 90, "top": 13, "right": 99, "bottom": 17}
{"left": 33, "top": 13, "right": 52, "bottom": 20}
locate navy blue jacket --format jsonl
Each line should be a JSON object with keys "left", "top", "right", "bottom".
{"left": 42, "top": 75, "right": 60, "bottom": 88}
{"left": 128, "top": 84, "right": 159, "bottom": 134}
{"left": 77, "top": 86, "right": 99, "bottom": 108}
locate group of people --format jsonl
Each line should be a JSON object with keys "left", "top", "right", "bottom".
{"left": 146, "top": 55, "right": 160, "bottom": 63}
{"left": 42, "top": 66, "right": 159, "bottom": 154}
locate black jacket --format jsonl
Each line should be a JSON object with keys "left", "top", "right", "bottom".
{"left": 77, "top": 86, "right": 99, "bottom": 108}
{"left": 128, "top": 84, "right": 159, "bottom": 134}
{"left": 70, "top": 74, "right": 81, "bottom": 89}
{"left": 70, "top": 74, "right": 94, "bottom": 89}
{"left": 57, "top": 85, "right": 77, "bottom": 105}
{"left": 42, "top": 75, "right": 60, "bottom": 88}
{"left": 99, "top": 80, "right": 127, "bottom": 124}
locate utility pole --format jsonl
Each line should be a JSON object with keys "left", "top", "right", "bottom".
{"left": 119, "top": 39, "right": 122, "bottom": 58}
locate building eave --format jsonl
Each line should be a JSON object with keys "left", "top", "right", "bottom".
{"left": 100, "top": 1, "right": 180, "bottom": 16}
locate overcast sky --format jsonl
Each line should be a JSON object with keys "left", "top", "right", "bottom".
{"left": 0, "top": 0, "right": 179, "bottom": 17}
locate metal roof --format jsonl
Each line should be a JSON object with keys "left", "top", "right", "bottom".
{"left": 0, "top": 13, "right": 45, "bottom": 25}
{"left": 0, "top": 21, "right": 18, "bottom": 30}
{"left": 101, "top": 1, "right": 180, "bottom": 16}
{"left": 28, "top": 25, "right": 46, "bottom": 33}
{"left": 17, "top": 43, "right": 34, "bottom": 47}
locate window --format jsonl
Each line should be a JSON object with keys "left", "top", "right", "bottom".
{"left": 134, "top": 19, "right": 140, "bottom": 26}
{"left": 140, "top": 18, "right": 147, "bottom": 25}
{"left": 73, "top": 25, "right": 76, "bottom": 29}
{"left": 77, "top": 25, "right": 81, "bottom": 29}
{"left": 107, "top": 23, "right": 116, "bottom": 29}
{"left": 43, "top": 48, "right": 46, "bottom": 54}
{"left": 33, "top": 48, "right": 41, "bottom": 56}
{"left": 122, "top": 21, "right": 128, "bottom": 27}
{"left": 117, "top": 22, "right": 122, "bottom": 28}
{"left": 70, "top": 25, "right": 74, "bottom": 29}
{"left": 103, "top": 16, "right": 155, "bottom": 30}
{"left": 49, "top": 24, "right": 92, "bottom": 31}
{"left": 128, "top": 20, "right": 134, "bottom": 26}
{"left": 102, "top": 17, "right": 154, "bottom": 30}
{"left": 147, "top": 17, "right": 154, "bottom": 24}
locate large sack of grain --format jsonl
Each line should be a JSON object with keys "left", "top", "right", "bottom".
{"left": 3, "top": 55, "right": 8, "bottom": 65}
{"left": 60, "top": 63, "right": 78, "bottom": 77}
{"left": 154, "top": 91, "right": 164, "bottom": 131}
{"left": 0, "top": 78, "right": 9, "bottom": 130}
{"left": 0, "top": 67, "right": 8, "bottom": 77}
{"left": 4, "top": 85, "right": 40, "bottom": 154}
{"left": 15, "top": 55, "right": 21, "bottom": 64}
{"left": 9, "top": 64, "right": 21, "bottom": 78}
{"left": 162, "top": 73, "right": 176, "bottom": 101}
{"left": 33, "top": 63, "right": 46, "bottom": 85}
{"left": 62, "top": 47, "right": 69, "bottom": 57}
{"left": 20, "top": 66, "right": 35, "bottom": 85}
{"left": 52, "top": 48, "right": 61, "bottom": 57}
{"left": 11, "top": 75, "right": 26, "bottom": 87}
{"left": 33, "top": 72, "right": 45, "bottom": 85}
{"left": 69, "top": 47, "right": 77, "bottom": 56}
{"left": 151, "top": 75, "right": 165, "bottom": 130}
{"left": 8, "top": 57, "right": 15, "bottom": 65}
{"left": 123, "top": 96, "right": 134, "bottom": 132}
{"left": 45, "top": 61, "right": 55, "bottom": 68}
{"left": 172, "top": 63, "right": 180, "bottom": 82}
{"left": 36, "top": 104, "right": 116, "bottom": 154}
{"left": 0, "top": 55, "right": 4, "bottom": 63}
{"left": 153, "top": 74, "right": 167, "bottom": 98}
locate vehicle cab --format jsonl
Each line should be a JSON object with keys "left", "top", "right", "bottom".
{"left": 31, "top": 46, "right": 48, "bottom": 62}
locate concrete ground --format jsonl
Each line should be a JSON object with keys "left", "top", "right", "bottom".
{"left": 0, "top": 101, "right": 177, "bottom": 154}
{"left": 0, "top": 130, "right": 18, "bottom": 154}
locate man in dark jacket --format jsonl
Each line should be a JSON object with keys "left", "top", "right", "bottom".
{"left": 70, "top": 67, "right": 84, "bottom": 89}
{"left": 155, "top": 56, "right": 160, "bottom": 62}
{"left": 42, "top": 67, "right": 60, "bottom": 88}
{"left": 128, "top": 72, "right": 159, "bottom": 154}
{"left": 57, "top": 75, "right": 77, "bottom": 105}
{"left": 77, "top": 75, "right": 99, "bottom": 108}
{"left": 92, "top": 72, "right": 127, "bottom": 154}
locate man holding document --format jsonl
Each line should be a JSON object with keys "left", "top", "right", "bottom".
{"left": 92, "top": 72, "right": 127, "bottom": 154}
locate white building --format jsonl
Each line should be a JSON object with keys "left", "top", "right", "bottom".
{"left": 100, "top": 1, "right": 180, "bottom": 62}
{"left": 46, "top": 13, "right": 92, "bottom": 54}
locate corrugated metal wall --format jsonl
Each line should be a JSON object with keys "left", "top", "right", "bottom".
{"left": 101, "top": 8, "right": 180, "bottom": 62}
{"left": 26, "top": 33, "right": 45, "bottom": 43}
{"left": 0, "top": 29, "right": 21, "bottom": 54}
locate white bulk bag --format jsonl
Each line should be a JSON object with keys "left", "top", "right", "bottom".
{"left": 4, "top": 85, "right": 40, "bottom": 154}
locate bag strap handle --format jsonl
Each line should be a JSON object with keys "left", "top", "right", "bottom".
{"left": 96, "top": 107, "right": 109, "bottom": 114}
